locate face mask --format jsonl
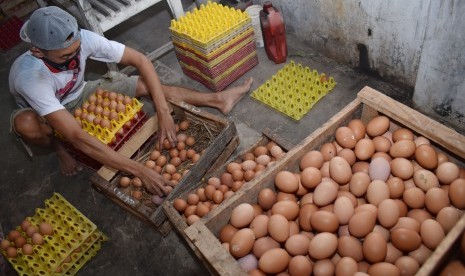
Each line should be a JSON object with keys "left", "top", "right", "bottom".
{"left": 42, "top": 49, "right": 80, "bottom": 72}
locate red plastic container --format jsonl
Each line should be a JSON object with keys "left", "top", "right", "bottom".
{"left": 260, "top": 1, "right": 287, "bottom": 64}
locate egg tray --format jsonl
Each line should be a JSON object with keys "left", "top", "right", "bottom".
{"left": 63, "top": 109, "right": 148, "bottom": 171}
{"left": 175, "top": 41, "right": 257, "bottom": 79}
{"left": 169, "top": 1, "right": 250, "bottom": 46}
{"left": 171, "top": 23, "right": 254, "bottom": 58}
{"left": 173, "top": 31, "right": 255, "bottom": 68}
{"left": 0, "top": 193, "right": 107, "bottom": 276}
{"left": 180, "top": 53, "right": 258, "bottom": 91}
{"left": 251, "top": 60, "right": 337, "bottom": 120}
{"left": 176, "top": 86, "right": 465, "bottom": 276}
{"left": 79, "top": 97, "right": 144, "bottom": 145}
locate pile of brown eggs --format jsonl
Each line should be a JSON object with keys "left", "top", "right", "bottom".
{"left": 172, "top": 141, "right": 286, "bottom": 225}
{"left": 218, "top": 115, "right": 465, "bottom": 275}
{"left": 118, "top": 120, "right": 202, "bottom": 204}
{"left": 0, "top": 220, "right": 54, "bottom": 258}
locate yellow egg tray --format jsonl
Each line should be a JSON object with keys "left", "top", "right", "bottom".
{"left": 173, "top": 30, "right": 255, "bottom": 67}
{"left": 251, "top": 61, "right": 337, "bottom": 120}
{"left": 179, "top": 51, "right": 258, "bottom": 83}
{"left": 0, "top": 193, "right": 107, "bottom": 276}
{"left": 78, "top": 97, "right": 144, "bottom": 145}
{"left": 169, "top": 1, "right": 250, "bottom": 46}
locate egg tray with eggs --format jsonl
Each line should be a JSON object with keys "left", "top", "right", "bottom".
{"left": 251, "top": 60, "right": 337, "bottom": 121}
{"left": 58, "top": 89, "right": 148, "bottom": 170}
{"left": 175, "top": 86, "right": 465, "bottom": 276}
{"left": 0, "top": 193, "right": 107, "bottom": 275}
{"left": 90, "top": 99, "right": 239, "bottom": 235}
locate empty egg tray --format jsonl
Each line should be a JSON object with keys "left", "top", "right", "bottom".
{"left": 0, "top": 193, "right": 107, "bottom": 276}
{"left": 251, "top": 61, "right": 337, "bottom": 120}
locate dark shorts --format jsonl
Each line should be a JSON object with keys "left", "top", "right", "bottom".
{"left": 10, "top": 72, "right": 139, "bottom": 157}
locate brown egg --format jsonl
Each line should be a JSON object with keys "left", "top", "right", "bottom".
{"left": 392, "top": 128, "right": 414, "bottom": 142}
{"left": 220, "top": 172, "right": 234, "bottom": 187}
{"left": 385, "top": 177, "right": 404, "bottom": 199}
{"left": 229, "top": 228, "right": 255, "bottom": 258}
{"left": 349, "top": 172, "right": 370, "bottom": 197}
{"left": 373, "top": 136, "right": 392, "bottom": 152}
{"left": 249, "top": 215, "right": 269, "bottom": 239}
{"left": 352, "top": 161, "right": 370, "bottom": 174}
{"left": 186, "top": 214, "right": 200, "bottom": 225}
{"left": 436, "top": 206, "right": 462, "bottom": 233}
{"left": 258, "top": 248, "right": 291, "bottom": 274}
{"left": 320, "top": 143, "right": 337, "bottom": 161}
{"left": 288, "top": 255, "right": 313, "bottom": 276}
{"left": 414, "top": 144, "right": 438, "bottom": 170}
{"left": 413, "top": 169, "right": 439, "bottom": 192}
{"left": 39, "top": 222, "right": 53, "bottom": 236}
{"left": 363, "top": 232, "right": 387, "bottom": 263}
{"left": 377, "top": 199, "right": 400, "bottom": 228}
{"left": 320, "top": 161, "right": 330, "bottom": 178}
{"left": 212, "top": 190, "right": 224, "bottom": 204}
{"left": 14, "top": 236, "right": 26, "bottom": 248}
{"left": 408, "top": 244, "right": 432, "bottom": 265}
{"left": 313, "top": 180, "right": 338, "bottom": 207}
{"left": 271, "top": 200, "right": 299, "bottom": 220}
{"left": 298, "top": 203, "right": 318, "bottom": 231}
{"left": 310, "top": 210, "right": 339, "bottom": 232}
{"left": 403, "top": 187, "right": 425, "bottom": 209}
{"left": 348, "top": 211, "right": 376, "bottom": 238}
{"left": 313, "top": 259, "right": 335, "bottom": 276}
{"left": 258, "top": 188, "right": 276, "bottom": 210}
{"left": 308, "top": 232, "right": 338, "bottom": 259}
{"left": 329, "top": 156, "right": 352, "bottom": 184}
{"left": 449, "top": 178, "right": 465, "bottom": 208}
{"left": 173, "top": 198, "right": 187, "bottom": 212}
{"left": 348, "top": 119, "right": 366, "bottom": 141}
{"left": 274, "top": 171, "right": 299, "bottom": 193}
{"left": 253, "top": 236, "right": 280, "bottom": 258}
{"left": 195, "top": 203, "right": 210, "bottom": 217}
{"left": 440, "top": 261, "right": 465, "bottom": 276}
{"left": 6, "top": 247, "right": 18, "bottom": 258}
{"left": 390, "top": 158, "right": 414, "bottom": 180}
{"left": 437, "top": 162, "right": 460, "bottom": 184}
{"left": 420, "top": 219, "right": 445, "bottom": 250}
{"left": 230, "top": 203, "right": 255, "bottom": 228}
{"left": 336, "top": 127, "right": 357, "bottom": 149}
{"left": 394, "top": 256, "right": 420, "bottom": 275}
{"left": 391, "top": 228, "right": 422, "bottom": 252}
{"left": 368, "top": 263, "right": 400, "bottom": 276}
{"left": 268, "top": 214, "right": 290, "bottom": 242}
{"left": 242, "top": 160, "right": 257, "bottom": 171}
{"left": 22, "top": 243, "right": 33, "bottom": 255}
{"left": 425, "top": 187, "right": 450, "bottom": 215}
{"left": 285, "top": 234, "right": 310, "bottom": 256}
{"left": 31, "top": 233, "right": 44, "bottom": 245}
{"left": 366, "top": 180, "right": 390, "bottom": 206}
{"left": 300, "top": 150, "right": 325, "bottom": 169}
{"left": 244, "top": 170, "right": 256, "bottom": 182}
{"left": 187, "top": 193, "right": 200, "bottom": 205}
{"left": 390, "top": 140, "right": 416, "bottom": 158}
{"left": 254, "top": 146, "right": 268, "bottom": 157}
{"left": 219, "top": 224, "right": 238, "bottom": 243}
{"left": 338, "top": 236, "right": 364, "bottom": 262}
{"left": 366, "top": 116, "right": 390, "bottom": 137}
{"left": 333, "top": 196, "right": 355, "bottom": 225}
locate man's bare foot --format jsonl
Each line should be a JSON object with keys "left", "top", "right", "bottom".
{"left": 56, "top": 145, "right": 82, "bottom": 176}
{"left": 218, "top": 77, "right": 254, "bottom": 114}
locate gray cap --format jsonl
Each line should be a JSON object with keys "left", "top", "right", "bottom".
{"left": 20, "top": 6, "right": 80, "bottom": 50}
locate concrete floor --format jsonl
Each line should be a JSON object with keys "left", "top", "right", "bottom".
{"left": 0, "top": 3, "right": 409, "bottom": 276}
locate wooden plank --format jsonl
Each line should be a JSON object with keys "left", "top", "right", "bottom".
{"left": 96, "top": 116, "right": 158, "bottom": 181}
{"left": 120, "top": 42, "right": 174, "bottom": 75}
{"left": 185, "top": 223, "right": 246, "bottom": 276}
{"left": 417, "top": 214, "right": 465, "bottom": 276}
{"left": 89, "top": 0, "right": 115, "bottom": 17}
{"left": 358, "top": 86, "right": 465, "bottom": 159}
{"left": 99, "top": 0, "right": 125, "bottom": 12}
{"left": 262, "top": 127, "right": 294, "bottom": 152}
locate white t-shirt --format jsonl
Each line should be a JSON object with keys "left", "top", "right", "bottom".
{"left": 9, "top": 29, "right": 125, "bottom": 116}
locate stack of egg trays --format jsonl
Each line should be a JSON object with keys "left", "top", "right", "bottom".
{"left": 4, "top": 193, "right": 107, "bottom": 275}
{"left": 170, "top": 2, "right": 258, "bottom": 91}
{"left": 80, "top": 97, "right": 144, "bottom": 145}
{"left": 251, "top": 60, "right": 337, "bottom": 120}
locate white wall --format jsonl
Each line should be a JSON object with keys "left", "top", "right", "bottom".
{"left": 256, "top": 0, "right": 464, "bottom": 132}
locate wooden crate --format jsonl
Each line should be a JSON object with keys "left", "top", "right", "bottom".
{"left": 90, "top": 99, "right": 239, "bottom": 235}
{"left": 162, "top": 130, "right": 292, "bottom": 274}
{"left": 178, "top": 86, "right": 465, "bottom": 275}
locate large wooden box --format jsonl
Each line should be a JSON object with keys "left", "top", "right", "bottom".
{"left": 90, "top": 99, "right": 239, "bottom": 235}
{"left": 177, "top": 87, "right": 465, "bottom": 275}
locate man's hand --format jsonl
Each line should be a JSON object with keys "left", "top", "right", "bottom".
{"left": 136, "top": 166, "right": 172, "bottom": 197}
{"left": 157, "top": 110, "right": 177, "bottom": 150}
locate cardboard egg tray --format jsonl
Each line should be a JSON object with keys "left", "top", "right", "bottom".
{"left": 0, "top": 193, "right": 107, "bottom": 276}
{"left": 251, "top": 60, "right": 337, "bottom": 120}
{"left": 180, "top": 52, "right": 258, "bottom": 92}
{"left": 162, "top": 87, "right": 465, "bottom": 275}
{"left": 169, "top": 1, "right": 250, "bottom": 47}
{"left": 90, "top": 99, "right": 239, "bottom": 235}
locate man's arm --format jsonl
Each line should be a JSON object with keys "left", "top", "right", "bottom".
{"left": 118, "top": 46, "right": 177, "bottom": 149}
{"left": 45, "top": 109, "right": 170, "bottom": 196}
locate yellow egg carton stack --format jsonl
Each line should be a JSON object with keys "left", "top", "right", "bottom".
{"left": 251, "top": 61, "right": 337, "bottom": 120}
{"left": 78, "top": 97, "right": 144, "bottom": 145}
{"left": 169, "top": 1, "right": 258, "bottom": 91}
{"left": 0, "top": 193, "right": 107, "bottom": 275}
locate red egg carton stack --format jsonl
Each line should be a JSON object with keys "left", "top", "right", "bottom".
{"left": 0, "top": 16, "right": 23, "bottom": 51}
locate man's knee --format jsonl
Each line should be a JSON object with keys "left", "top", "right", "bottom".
{"left": 14, "top": 111, "right": 49, "bottom": 140}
